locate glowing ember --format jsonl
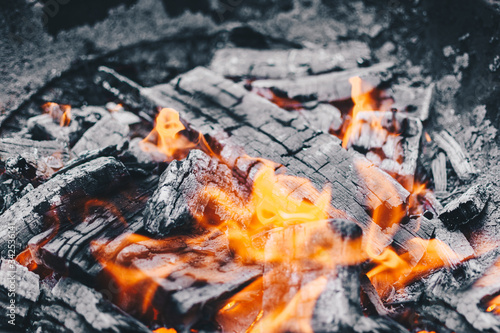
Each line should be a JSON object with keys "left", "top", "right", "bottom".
{"left": 42, "top": 102, "right": 72, "bottom": 126}
{"left": 424, "top": 131, "right": 432, "bottom": 142}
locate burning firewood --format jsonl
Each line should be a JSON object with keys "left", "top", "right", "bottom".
{"left": 143, "top": 149, "right": 251, "bottom": 236}
{"left": 0, "top": 157, "right": 129, "bottom": 257}
{"left": 97, "top": 66, "right": 410, "bottom": 237}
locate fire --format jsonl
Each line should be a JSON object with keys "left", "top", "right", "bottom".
{"left": 42, "top": 102, "right": 72, "bottom": 126}
{"left": 487, "top": 296, "right": 500, "bottom": 313}
{"left": 140, "top": 108, "right": 212, "bottom": 162}
{"left": 424, "top": 132, "right": 432, "bottom": 142}
{"left": 153, "top": 328, "right": 177, "bottom": 333}
{"left": 341, "top": 76, "right": 378, "bottom": 149}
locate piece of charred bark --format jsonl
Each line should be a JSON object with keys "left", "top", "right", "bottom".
{"left": 29, "top": 277, "right": 152, "bottom": 333}
{"left": 439, "top": 184, "right": 490, "bottom": 230}
{"left": 432, "top": 152, "right": 447, "bottom": 194}
{"left": 72, "top": 114, "right": 130, "bottom": 156}
{"left": 209, "top": 43, "right": 371, "bottom": 80}
{"left": 433, "top": 130, "right": 477, "bottom": 181}
{"left": 143, "top": 149, "right": 250, "bottom": 236}
{"left": 98, "top": 66, "right": 410, "bottom": 248}
{"left": 250, "top": 62, "right": 394, "bottom": 103}
{"left": 0, "top": 157, "right": 129, "bottom": 257}
{"left": 360, "top": 274, "right": 390, "bottom": 316}
{"left": 31, "top": 175, "right": 158, "bottom": 284}
{"left": 0, "top": 260, "right": 40, "bottom": 329}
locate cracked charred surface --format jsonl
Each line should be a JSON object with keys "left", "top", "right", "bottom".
{"left": 143, "top": 149, "right": 252, "bottom": 236}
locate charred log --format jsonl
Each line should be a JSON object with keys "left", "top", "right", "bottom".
{"left": 209, "top": 43, "right": 371, "bottom": 80}
{"left": 0, "top": 157, "right": 129, "bottom": 257}
{"left": 143, "top": 149, "right": 250, "bottom": 236}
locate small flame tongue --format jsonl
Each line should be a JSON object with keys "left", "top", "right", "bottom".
{"left": 42, "top": 102, "right": 72, "bottom": 126}
{"left": 140, "top": 108, "right": 212, "bottom": 162}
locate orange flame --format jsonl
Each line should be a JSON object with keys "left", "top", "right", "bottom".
{"left": 140, "top": 108, "right": 212, "bottom": 162}
{"left": 342, "top": 77, "right": 378, "bottom": 149}
{"left": 42, "top": 102, "right": 72, "bottom": 126}
{"left": 153, "top": 328, "right": 177, "bottom": 333}
{"left": 487, "top": 296, "right": 500, "bottom": 314}
{"left": 424, "top": 132, "right": 432, "bottom": 142}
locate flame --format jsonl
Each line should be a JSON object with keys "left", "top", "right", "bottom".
{"left": 342, "top": 77, "right": 378, "bottom": 149}
{"left": 486, "top": 295, "right": 500, "bottom": 314}
{"left": 140, "top": 108, "right": 212, "bottom": 162}
{"left": 417, "top": 331, "right": 436, "bottom": 333}
{"left": 153, "top": 328, "right": 177, "bottom": 333}
{"left": 42, "top": 102, "right": 72, "bottom": 126}
{"left": 424, "top": 132, "right": 432, "bottom": 142}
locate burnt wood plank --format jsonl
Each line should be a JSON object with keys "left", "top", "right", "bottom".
{"left": 209, "top": 43, "right": 371, "bottom": 79}
{"left": 31, "top": 175, "right": 158, "bottom": 284}
{"left": 0, "top": 157, "right": 129, "bottom": 257}
{"left": 249, "top": 62, "right": 394, "bottom": 102}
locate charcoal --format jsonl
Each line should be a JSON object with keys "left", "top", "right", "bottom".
{"left": 0, "top": 260, "right": 40, "bottom": 329}
{"left": 0, "top": 157, "right": 129, "bottom": 257}
{"left": 418, "top": 265, "right": 500, "bottom": 333}
{"left": 31, "top": 175, "right": 158, "bottom": 284}
{"left": 439, "top": 184, "right": 490, "bottom": 230}
{"left": 360, "top": 274, "right": 389, "bottom": 316}
{"left": 209, "top": 42, "right": 371, "bottom": 79}
{"left": 432, "top": 151, "right": 447, "bottom": 194}
{"left": 249, "top": 62, "right": 394, "bottom": 102}
{"left": 433, "top": 130, "right": 477, "bottom": 181}
{"left": 29, "top": 277, "right": 152, "bottom": 333}
{"left": 0, "top": 138, "right": 70, "bottom": 180}
{"left": 144, "top": 149, "right": 250, "bottom": 236}
{"left": 312, "top": 267, "right": 409, "bottom": 333}
{"left": 71, "top": 114, "right": 129, "bottom": 156}
{"left": 99, "top": 66, "right": 412, "bottom": 255}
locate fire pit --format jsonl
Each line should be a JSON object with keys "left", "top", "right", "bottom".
{"left": 1, "top": 1, "right": 500, "bottom": 333}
